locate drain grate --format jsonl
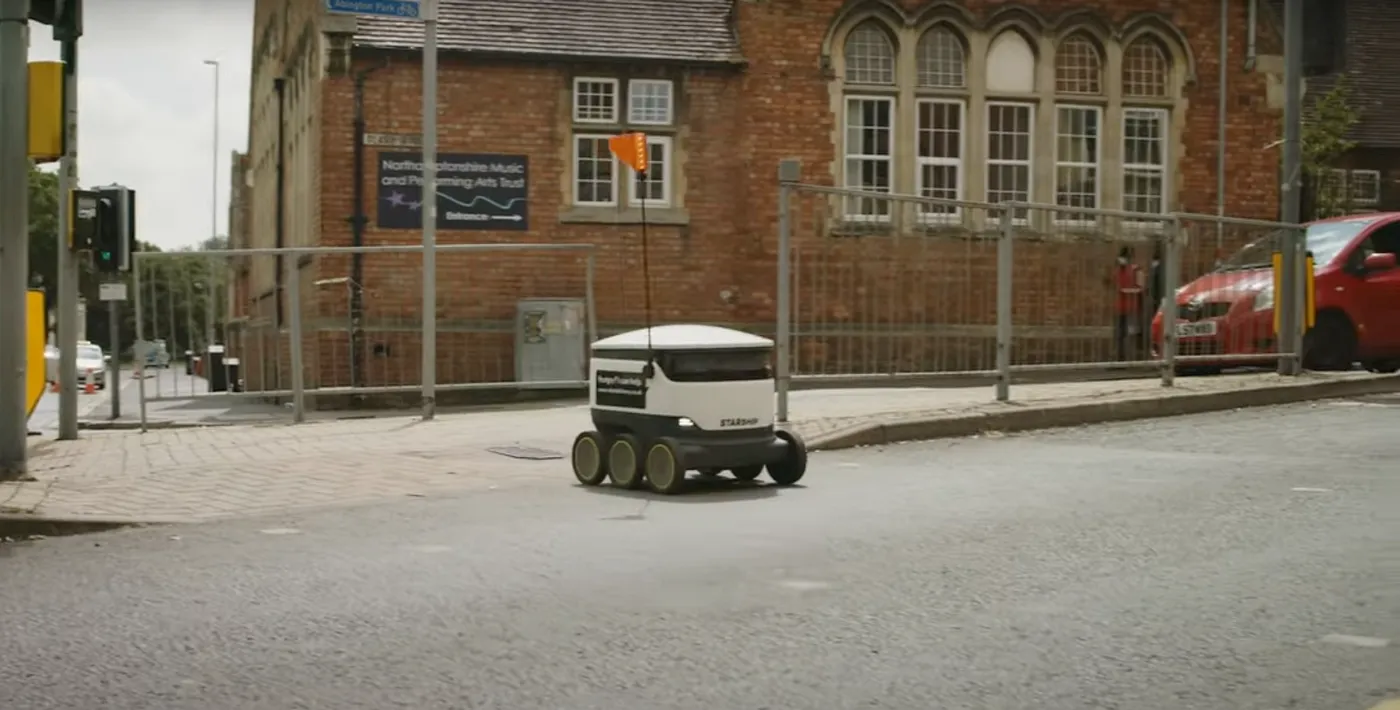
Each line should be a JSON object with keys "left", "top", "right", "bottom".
{"left": 487, "top": 445, "right": 564, "bottom": 461}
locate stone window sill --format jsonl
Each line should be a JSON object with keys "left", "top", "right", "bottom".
{"left": 559, "top": 206, "right": 690, "bottom": 226}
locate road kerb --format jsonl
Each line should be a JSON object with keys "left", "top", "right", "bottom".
{"left": 808, "top": 375, "right": 1400, "bottom": 451}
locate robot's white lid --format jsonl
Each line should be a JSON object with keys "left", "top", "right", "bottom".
{"left": 591, "top": 324, "right": 772, "bottom": 352}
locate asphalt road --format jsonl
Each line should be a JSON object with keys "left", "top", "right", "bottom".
{"left": 2, "top": 402, "right": 1397, "bottom": 709}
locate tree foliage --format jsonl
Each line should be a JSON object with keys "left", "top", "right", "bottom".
{"left": 1302, "top": 76, "right": 1362, "bottom": 218}
{"left": 26, "top": 166, "right": 228, "bottom": 361}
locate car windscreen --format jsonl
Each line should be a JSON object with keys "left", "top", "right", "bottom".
{"left": 659, "top": 349, "right": 771, "bottom": 382}
{"left": 1216, "top": 218, "right": 1377, "bottom": 271}
{"left": 77, "top": 346, "right": 102, "bottom": 360}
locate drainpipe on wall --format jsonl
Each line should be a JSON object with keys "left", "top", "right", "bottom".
{"left": 1216, "top": 0, "right": 1230, "bottom": 255}
{"left": 1245, "top": 0, "right": 1258, "bottom": 71}
{"left": 274, "top": 77, "right": 287, "bottom": 331}
{"left": 349, "top": 59, "right": 388, "bottom": 392}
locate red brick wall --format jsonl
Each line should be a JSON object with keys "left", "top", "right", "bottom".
{"left": 273, "top": 1, "right": 1285, "bottom": 392}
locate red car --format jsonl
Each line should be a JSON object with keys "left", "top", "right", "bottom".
{"left": 1152, "top": 213, "right": 1400, "bottom": 373}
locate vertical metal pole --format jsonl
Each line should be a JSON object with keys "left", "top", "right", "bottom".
{"left": 1215, "top": 0, "right": 1229, "bottom": 254}
{"left": 204, "top": 59, "right": 219, "bottom": 351}
{"left": 185, "top": 273, "right": 196, "bottom": 385}
{"left": 1160, "top": 221, "right": 1181, "bottom": 387}
{"left": 419, "top": 0, "right": 438, "bottom": 420}
{"left": 995, "top": 207, "right": 1014, "bottom": 401}
{"left": 776, "top": 159, "right": 800, "bottom": 424}
{"left": 108, "top": 296, "right": 119, "bottom": 419}
{"left": 1278, "top": 0, "right": 1303, "bottom": 375}
{"left": 56, "top": 36, "right": 79, "bottom": 440}
{"left": 286, "top": 253, "right": 305, "bottom": 423}
{"left": 167, "top": 266, "right": 178, "bottom": 396}
{"left": 134, "top": 254, "right": 148, "bottom": 431}
{"left": 584, "top": 251, "right": 597, "bottom": 343}
{"left": 0, "top": 0, "right": 29, "bottom": 477}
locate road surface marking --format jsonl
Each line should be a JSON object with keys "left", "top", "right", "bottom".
{"left": 1291, "top": 487, "right": 1332, "bottom": 493}
{"left": 258, "top": 527, "right": 302, "bottom": 536}
{"left": 1320, "top": 634, "right": 1389, "bottom": 648}
{"left": 1367, "top": 700, "right": 1400, "bottom": 710}
{"left": 778, "top": 579, "right": 828, "bottom": 590}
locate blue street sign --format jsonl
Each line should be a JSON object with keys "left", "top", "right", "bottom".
{"left": 325, "top": 0, "right": 421, "bottom": 19}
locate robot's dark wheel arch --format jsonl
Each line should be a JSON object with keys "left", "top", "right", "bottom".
{"left": 571, "top": 428, "right": 807, "bottom": 495}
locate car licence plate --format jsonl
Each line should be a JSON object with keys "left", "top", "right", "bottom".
{"left": 1175, "top": 320, "right": 1218, "bottom": 338}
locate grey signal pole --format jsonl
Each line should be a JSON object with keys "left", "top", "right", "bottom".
{"left": 57, "top": 36, "right": 80, "bottom": 439}
{"left": 0, "top": 0, "right": 28, "bottom": 477}
{"left": 1277, "top": 0, "right": 1303, "bottom": 375}
{"left": 420, "top": 0, "right": 437, "bottom": 421}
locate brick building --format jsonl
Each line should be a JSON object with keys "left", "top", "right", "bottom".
{"left": 232, "top": 0, "right": 1288, "bottom": 398}
{"left": 1284, "top": 0, "right": 1400, "bottom": 217}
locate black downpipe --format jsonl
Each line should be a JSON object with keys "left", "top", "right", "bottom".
{"left": 349, "top": 59, "right": 387, "bottom": 391}
{"left": 274, "top": 77, "right": 287, "bottom": 330}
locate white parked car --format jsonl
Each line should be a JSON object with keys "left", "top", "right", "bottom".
{"left": 44, "top": 344, "right": 58, "bottom": 383}
{"left": 43, "top": 342, "right": 111, "bottom": 389}
{"left": 76, "top": 343, "right": 106, "bottom": 389}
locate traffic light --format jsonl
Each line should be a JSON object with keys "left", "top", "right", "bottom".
{"left": 29, "top": 0, "right": 82, "bottom": 42}
{"left": 67, "top": 188, "right": 98, "bottom": 250}
{"left": 92, "top": 185, "right": 135, "bottom": 272}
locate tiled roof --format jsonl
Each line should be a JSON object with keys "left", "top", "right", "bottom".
{"left": 351, "top": 0, "right": 744, "bottom": 65}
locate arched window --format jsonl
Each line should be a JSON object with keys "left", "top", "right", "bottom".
{"left": 844, "top": 22, "right": 896, "bottom": 85}
{"left": 917, "top": 26, "right": 966, "bottom": 88}
{"left": 1122, "top": 36, "right": 1170, "bottom": 98}
{"left": 985, "top": 30, "right": 1035, "bottom": 94}
{"left": 1055, "top": 33, "right": 1102, "bottom": 95}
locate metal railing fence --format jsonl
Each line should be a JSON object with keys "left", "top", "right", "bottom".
{"left": 131, "top": 243, "right": 597, "bottom": 431}
{"left": 774, "top": 174, "right": 1308, "bottom": 421}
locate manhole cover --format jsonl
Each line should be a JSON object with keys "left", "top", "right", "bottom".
{"left": 487, "top": 446, "right": 563, "bottom": 461}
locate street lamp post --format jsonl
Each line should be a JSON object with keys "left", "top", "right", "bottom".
{"left": 202, "top": 59, "right": 219, "bottom": 353}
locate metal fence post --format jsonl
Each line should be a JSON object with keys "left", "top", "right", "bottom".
{"left": 286, "top": 255, "right": 305, "bottom": 423}
{"left": 134, "top": 253, "right": 149, "bottom": 431}
{"left": 584, "top": 251, "right": 598, "bottom": 343}
{"left": 1276, "top": 225, "right": 1300, "bottom": 375}
{"left": 775, "top": 159, "right": 800, "bottom": 424}
{"left": 1160, "top": 220, "right": 1180, "bottom": 387}
{"left": 995, "top": 206, "right": 1014, "bottom": 401}
{"left": 1292, "top": 229, "right": 1308, "bottom": 373}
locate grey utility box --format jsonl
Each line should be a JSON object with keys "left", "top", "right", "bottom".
{"left": 515, "top": 298, "right": 587, "bottom": 383}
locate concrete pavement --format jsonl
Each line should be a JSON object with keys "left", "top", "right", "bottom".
{"left": 2, "top": 370, "right": 1397, "bottom": 526}
{"left": 0, "top": 403, "right": 1395, "bottom": 708}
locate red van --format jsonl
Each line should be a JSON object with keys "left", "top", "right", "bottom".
{"left": 1151, "top": 213, "right": 1400, "bottom": 373}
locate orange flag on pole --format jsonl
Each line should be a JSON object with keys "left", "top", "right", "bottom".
{"left": 609, "top": 132, "right": 648, "bottom": 174}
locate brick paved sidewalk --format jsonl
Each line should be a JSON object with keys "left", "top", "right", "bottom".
{"left": 1, "top": 372, "right": 1390, "bottom": 525}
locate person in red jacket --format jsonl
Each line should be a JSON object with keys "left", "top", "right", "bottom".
{"left": 1114, "top": 246, "right": 1145, "bottom": 361}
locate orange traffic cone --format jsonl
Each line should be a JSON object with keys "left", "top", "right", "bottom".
{"left": 83, "top": 369, "right": 96, "bottom": 395}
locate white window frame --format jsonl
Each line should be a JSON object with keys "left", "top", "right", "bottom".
{"left": 1052, "top": 104, "right": 1103, "bottom": 226}
{"left": 985, "top": 101, "right": 1035, "bottom": 223}
{"left": 1349, "top": 169, "right": 1381, "bottom": 206}
{"left": 627, "top": 79, "right": 674, "bottom": 126}
{"left": 628, "top": 135, "right": 673, "bottom": 208}
{"left": 915, "top": 98, "right": 965, "bottom": 222}
{"left": 571, "top": 133, "right": 618, "bottom": 207}
{"left": 572, "top": 77, "right": 619, "bottom": 124}
{"left": 842, "top": 94, "right": 896, "bottom": 222}
{"left": 1122, "top": 107, "right": 1169, "bottom": 224}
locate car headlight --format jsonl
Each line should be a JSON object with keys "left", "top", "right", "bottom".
{"left": 1252, "top": 285, "right": 1273, "bottom": 311}
{"left": 677, "top": 417, "right": 695, "bottom": 428}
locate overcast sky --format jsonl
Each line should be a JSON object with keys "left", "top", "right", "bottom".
{"left": 30, "top": 0, "right": 254, "bottom": 251}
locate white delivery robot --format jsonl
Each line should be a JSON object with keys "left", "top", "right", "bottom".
{"left": 570, "top": 324, "right": 808, "bottom": 495}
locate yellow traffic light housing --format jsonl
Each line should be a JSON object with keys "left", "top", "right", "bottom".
{"left": 28, "top": 61, "right": 63, "bottom": 163}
